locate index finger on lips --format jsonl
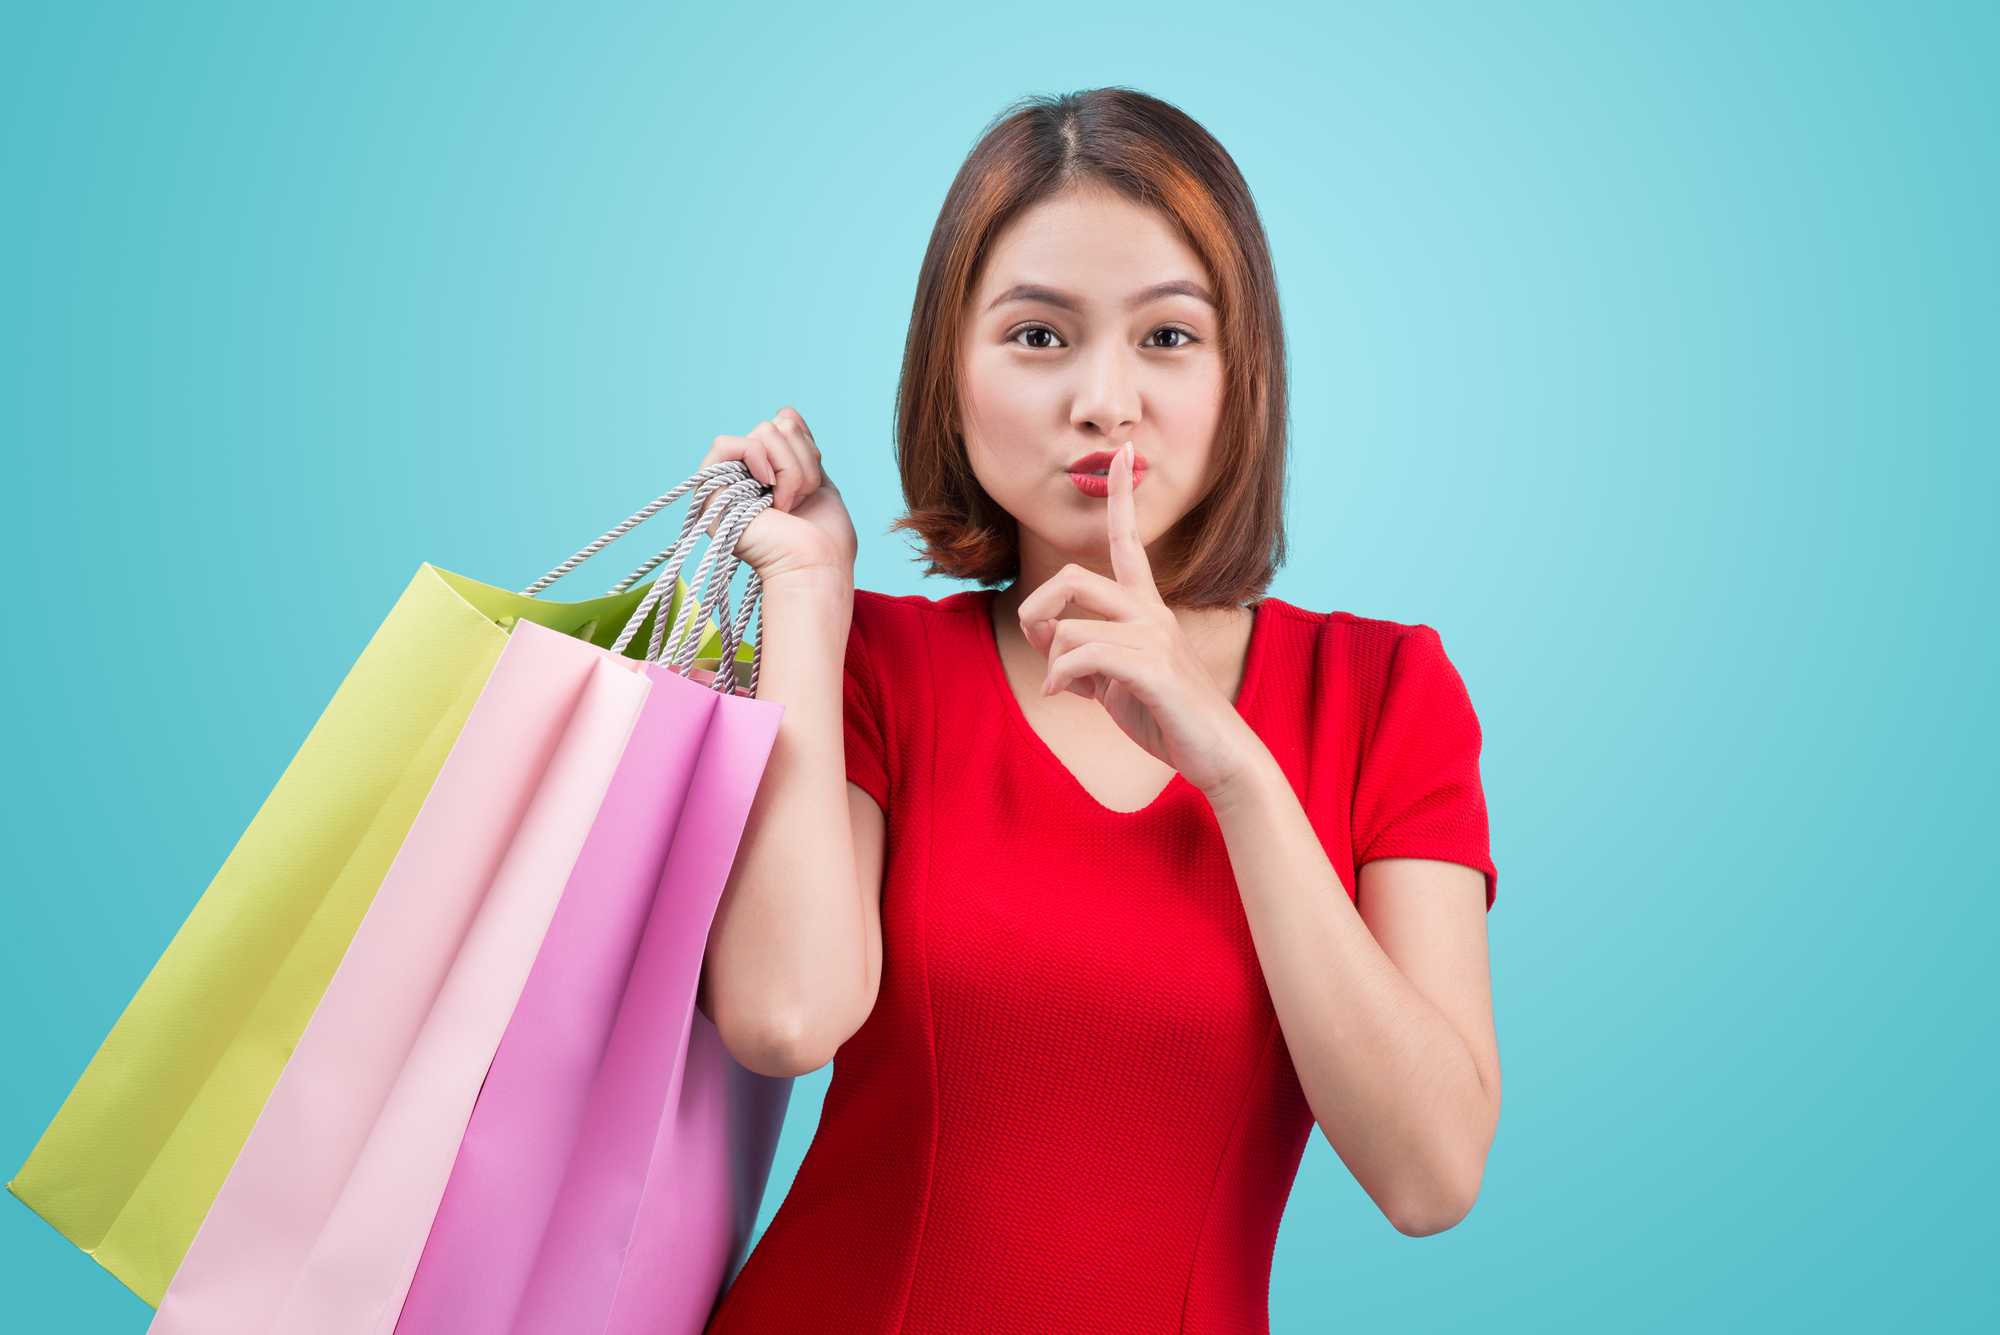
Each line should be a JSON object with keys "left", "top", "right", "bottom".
{"left": 1106, "top": 442, "right": 1159, "bottom": 600}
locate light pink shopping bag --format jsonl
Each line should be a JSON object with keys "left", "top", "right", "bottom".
{"left": 396, "top": 672, "right": 785, "bottom": 1335}
{"left": 149, "top": 621, "right": 651, "bottom": 1335}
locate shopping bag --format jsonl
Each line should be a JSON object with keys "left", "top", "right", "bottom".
{"left": 7, "top": 561, "right": 667, "bottom": 1306}
{"left": 8, "top": 462, "right": 763, "bottom": 1307}
{"left": 508, "top": 674, "right": 790, "bottom": 1335}
{"left": 147, "top": 465, "right": 774, "bottom": 1335}
{"left": 147, "top": 621, "right": 647, "bottom": 1335}
{"left": 395, "top": 670, "right": 787, "bottom": 1335}
{"left": 397, "top": 489, "right": 790, "bottom": 1335}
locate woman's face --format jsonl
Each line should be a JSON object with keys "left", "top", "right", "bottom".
{"left": 959, "top": 185, "right": 1224, "bottom": 574}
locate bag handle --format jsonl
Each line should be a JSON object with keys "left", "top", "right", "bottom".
{"left": 520, "top": 462, "right": 763, "bottom": 598}
{"left": 654, "top": 489, "right": 773, "bottom": 693}
{"left": 525, "top": 462, "right": 775, "bottom": 694}
{"left": 604, "top": 471, "right": 765, "bottom": 596}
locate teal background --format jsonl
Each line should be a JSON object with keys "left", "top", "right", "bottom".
{"left": 3, "top": 2, "right": 1994, "bottom": 1330}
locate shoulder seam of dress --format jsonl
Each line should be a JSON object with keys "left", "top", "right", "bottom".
{"left": 1262, "top": 597, "right": 1439, "bottom": 640}
{"left": 853, "top": 587, "right": 988, "bottom": 616}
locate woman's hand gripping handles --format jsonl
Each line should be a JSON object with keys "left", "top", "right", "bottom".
{"left": 698, "top": 409, "right": 883, "bottom": 1079}
{"left": 1015, "top": 442, "right": 1267, "bottom": 805}
{"left": 700, "top": 407, "right": 857, "bottom": 582}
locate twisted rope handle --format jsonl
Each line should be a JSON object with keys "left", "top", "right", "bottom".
{"left": 691, "top": 496, "right": 772, "bottom": 693}
{"left": 734, "top": 570, "right": 765, "bottom": 697}
{"left": 520, "top": 460, "right": 756, "bottom": 597}
{"left": 605, "top": 469, "right": 757, "bottom": 595}
{"left": 524, "top": 460, "right": 774, "bottom": 693}
{"left": 655, "top": 491, "right": 773, "bottom": 692}
{"left": 608, "top": 474, "right": 768, "bottom": 657}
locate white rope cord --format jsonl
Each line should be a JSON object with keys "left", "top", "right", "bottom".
{"left": 695, "top": 503, "right": 764, "bottom": 675}
{"left": 650, "top": 517, "right": 731, "bottom": 666}
{"left": 607, "top": 508, "right": 709, "bottom": 654}
{"left": 608, "top": 474, "right": 768, "bottom": 658}
{"left": 517, "top": 460, "right": 774, "bottom": 690}
{"left": 606, "top": 478, "right": 763, "bottom": 658}
{"left": 621, "top": 477, "right": 768, "bottom": 664}
{"left": 606, "top": 470, "right": 753, "bottom": 595}
{"left": 691, "top": 497, "right": 772, "bottom": 693}
{"left": 655, "top": 497, "right": 754, "bottom": 667}
{"left": 659, "top": 492, "right": 772, "bottom": 691}
{"left": 607, "top": 528, "right": 698, "bottom": 656}
{"left": 520, "top": 460, "right": 753, "bottom": 597}
{"left": 604, "top": 489, "right": 720, "bottom": 597}
{"left": 735, "top": 570, "right": 765, "bottom": 697}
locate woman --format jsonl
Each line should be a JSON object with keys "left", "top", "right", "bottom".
{"left": 697, "top": 89, "right": 1499, "bottom": 1333}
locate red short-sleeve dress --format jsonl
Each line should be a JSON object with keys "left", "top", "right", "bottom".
{"left": 707, "top": 589, "right": 1494, "bottom": 1335}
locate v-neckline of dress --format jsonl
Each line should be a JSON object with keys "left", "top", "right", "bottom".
{"left": 970, "top": 588, "right": 1270, "bottom": 818}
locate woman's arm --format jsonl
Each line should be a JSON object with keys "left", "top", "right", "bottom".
{"left": 1206, "top": 791, "right": 1498, "bottom": 1235}
{"left": 1020, "top": 444, "right": 1500, "bottom": 1233}
{"left": 694, "top": 409, "right": 889, "bottom": 1078}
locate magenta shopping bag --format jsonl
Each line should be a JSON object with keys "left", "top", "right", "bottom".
{"left": 148, "top": 622, "right": 652, "bottom": 1335}
{"left": 396, "top": 665, "right": 786, "bottom": 1335}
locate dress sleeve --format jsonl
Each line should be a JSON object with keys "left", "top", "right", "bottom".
{"left": 1351, "top": 625, "right": 1497, "bottom": 905}
{"left": 842, "top": 599, "right": 892, "bottom": 814}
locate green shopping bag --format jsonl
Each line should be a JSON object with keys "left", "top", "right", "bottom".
{"left": 9, "top": 519, "right": 752, "bottom": 1306}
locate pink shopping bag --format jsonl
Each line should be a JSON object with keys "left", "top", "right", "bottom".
{"left": 149, "top": 621, "right": 652, "bottom": 1335}
{"left": 397, "top": 666, "right": 787, "bottom": 1335}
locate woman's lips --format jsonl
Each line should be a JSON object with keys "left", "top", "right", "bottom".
{"left": 1066, "top": 449, "right": 1149, "bottom": 498}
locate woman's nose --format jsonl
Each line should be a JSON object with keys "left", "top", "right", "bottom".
{"left": 1069, "top": 344, "right": 1140, "bottom": 439}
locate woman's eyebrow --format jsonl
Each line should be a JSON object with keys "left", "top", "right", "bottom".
{"left": 986, "top": 284, "right": 1080, "bottom": 312}
{"left": 1130, "top": 279, "right": 1215, "bottom": 307}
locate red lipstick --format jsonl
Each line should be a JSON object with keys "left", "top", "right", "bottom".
{"left": 1066, "top": 449, "right": 1148, "bottom": 498}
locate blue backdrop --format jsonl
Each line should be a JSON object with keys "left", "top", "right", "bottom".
{"left": 4, "top": 2, "right": 1993, "bottom": 1330}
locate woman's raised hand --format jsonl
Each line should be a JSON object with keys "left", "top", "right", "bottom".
{"left": 1015, "top": 443, "right": 1264, "bottom": 798}
{"left": 701, "top": 407, "right": 857, "bottom": 584}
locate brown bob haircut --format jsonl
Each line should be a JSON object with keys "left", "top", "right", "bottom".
{"left": 893, "top": 88, "right": 1289, "bottom": 608}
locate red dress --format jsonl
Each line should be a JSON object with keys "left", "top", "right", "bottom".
{"left": 707, "top": 590, "right": 1494, "bottom": 1335}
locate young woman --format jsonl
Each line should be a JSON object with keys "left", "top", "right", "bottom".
{"left": 696, "top": 89, "right": 1499, "bottom": 1333}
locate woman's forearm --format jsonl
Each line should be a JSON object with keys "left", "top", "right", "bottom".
{"left": 702, "top": 566, "right": 878, "bottom": 1077}
{"left": 1206, "top": 754, "right": 1500, "bottom": 1236}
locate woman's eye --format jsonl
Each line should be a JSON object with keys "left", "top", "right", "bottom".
{"left": 1147, "top": 327, "right": 1194, "bottom": 349}
{"left": 1013, "top": 326, "right": 1061, "bottom": 349}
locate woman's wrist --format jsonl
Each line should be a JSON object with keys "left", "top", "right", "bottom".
{"left": 1195, "top": 724, "right": 1289, "bottom": 820}
{"left": 758, "top": 559, "right": 855, "bottom": 601}
{"left": 755, "top": 563, "right": 855, "bottom": 674}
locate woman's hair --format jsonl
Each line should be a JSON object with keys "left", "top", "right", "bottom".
{"left": 893, "top": 88, "right": 1288, "bottom": 608}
